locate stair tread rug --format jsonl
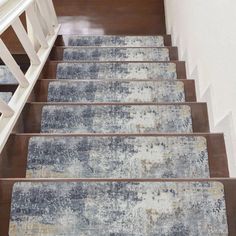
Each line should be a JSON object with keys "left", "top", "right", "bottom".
{"left": 47, "top": 80, "right": 185, "bottom": 103}
{"left": 67, "top": 35, "right": 165, "bottom": 47}
{"left": 63, "top": 47, "right": 170, "bottom": 61}
{"left": 9, "top": 181, "right": 228, "bottom": 236}
{"left": 41, "top": 105, "right": 193, "bottom": 133}
{"left": 26, "top": 136, "right": 209, "bottom": 178}
{"left": 56, "top": 62, "right": 177, "bottom": 80}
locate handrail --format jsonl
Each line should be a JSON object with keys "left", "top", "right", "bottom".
{"left": 0, "top": 0, "right": 60, "bottom": 152}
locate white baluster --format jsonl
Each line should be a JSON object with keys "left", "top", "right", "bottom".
{"left": 0, "top": 39, "right": 29, "bottom": 88}
{"left": 26, "top": 3, "right": 49, "bottom": 49}
{"left": 11, "top": 17, "right": 40, "bottom": 65}
{"left": 36, "top": 0, "right": 54, "bottom": 35}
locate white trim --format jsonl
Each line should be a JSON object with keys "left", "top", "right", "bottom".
{"left": 0, "top": 25, "right": 60, "bottom": 153}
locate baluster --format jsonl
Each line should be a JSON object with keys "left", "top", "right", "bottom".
{"left": 0, "top": 39, "right": 29, "bottom": 87}
{"left": 26, "top": 3, "right": 48, "bottom": 49}
{"left": 11, "top": 17, "right": 40, "bottom": 65}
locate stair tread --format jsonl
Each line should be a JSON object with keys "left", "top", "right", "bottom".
{"left": 63, "top": 47, "right": 170, "bottom": 61}
{"left": 67, "top": 35, "right": 165, "bottom": 47}
{"left": 0, "top": 65, "right": 18, "bottom": 84}
{"left": 26, "top": 136, "right": 209, "bottom": 178}
{"left": 47, "top": 80, "right": 185, "bottom": 103}
{"left": 41, "top": 104, "right": 193, "bottom": 133}
{"left": 9, "top": 181, "right": 228, "bottom": 235}
{"left": 56, "top": 62, "right": 177, "bottom": 80}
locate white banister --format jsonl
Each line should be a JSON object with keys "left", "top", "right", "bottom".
{"left": 11, "top": 17, "right": 40, "bottom": 65}
{"left": 0, "top": 0, "right": 60, "bottom": 153}
{"left": 0, "top": 39, "right": 29, "bottom": 87}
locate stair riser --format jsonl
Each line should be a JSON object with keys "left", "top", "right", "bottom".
{"left": 50, "top": 46, "right": 178, "bottom": 61}
{"left": 0, "top": 134, "right": 228, "bottom": 178}
{"left": 43, "top": 61, "right": 187, "bottom": 80}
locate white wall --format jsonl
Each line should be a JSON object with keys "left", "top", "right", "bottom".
{"left": 164, "top": 0, "right": 236, "bottom": 176}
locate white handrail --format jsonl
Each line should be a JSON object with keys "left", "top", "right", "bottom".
{"left": 0, "top": 0, "right": 60, "bottom": 152}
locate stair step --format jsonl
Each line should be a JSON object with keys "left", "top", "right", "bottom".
{"left": 47, "top": 80, "right": 185, "bottom": 103}
{"left": 41, "top": 104, "right": 193, "bottom": 133}
{"left": 63, "top": 47, "right": 170, "bottom": 61}
{"left": 56, "top": 62, "right": 177, "bottom": 80}
{"left": 0, "top": 65, "right": 17, "bottom": 84}
{"left": 66, "top": 35, "right": 165, "bottom": 47}
{"left": 26, "top": 136, "right": 209, "bottom": 178}
{"left": 0, "top": 92, "right": 12, "bottom": 103}
{"left": 9, "top": 181, "right": 228, "bottom": 235}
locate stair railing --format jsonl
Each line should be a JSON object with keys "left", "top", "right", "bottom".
{"left": 0, "top": 0, "right": 60, "bottom": 152}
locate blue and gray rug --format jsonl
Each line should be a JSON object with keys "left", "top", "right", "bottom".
{"left": 0, "top": 65, "right": 17, "bottom": 84}
{"left": 9, "top": 181, "right": 228, "bottom": 236}
{"left": 47, "top": 80, "right": 185, "bottom": 103}
{"left": 0, "top": 92, "right": 12, "bottom": 103}
{"left": 67, "top": 35, "right": 165, "bottom": 47}
{"left": 56, "top": 62, "right": 177, "bottom": 80}
{"left": 26, "top": 136, "right": 209, "bottom": 178}
{"left": 41, "top": 105, "right": 193, "bottom": 133}
{"left": 63, "top": 47, "right": 170, "bottom": 61}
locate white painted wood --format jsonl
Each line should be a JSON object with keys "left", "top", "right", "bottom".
{"left": 0, "top": 39, "right": 29, "bottom": 88}
{"left": 0, "top": 98, "right": 14, "bottom": 117}
{"left": 0, "top": 24, "right": 60, "bottom": 153}
{"left": 26, "top": 14, "right": 40, "bottom": 51}
{"left": 46, "top": 0, "right": 58, "bottom": 26}
{"left": 25, "top": 3, "right": 49, "bottom": 48}
{"left": 0, "top": 0, "right": 60, "bottom": 153}
{"left": 36, "top": 0, "right": 54, "bottom": 34}
{"left": 0, "top": 0, "right": 33, "bottom": 35}
{"left": 11, "top": 17, "right": 40, "bottom": 65}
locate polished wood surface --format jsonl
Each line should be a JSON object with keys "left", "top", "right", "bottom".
{"left": 53, "top": 0, "right": 166, "bottom": 35}
{"left": 1, "top": 178, "right": 235, "bottom": 236}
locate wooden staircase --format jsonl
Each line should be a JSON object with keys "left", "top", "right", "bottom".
{"left": 0, "top": 1, "right": 236, "bottom": 235}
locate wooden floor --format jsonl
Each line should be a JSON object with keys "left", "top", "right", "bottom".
{"left": 54, "top": 0, "right": 166, "bottom": 35}
{"left": 1, "top": 0, "right": 166, "bottom": 54}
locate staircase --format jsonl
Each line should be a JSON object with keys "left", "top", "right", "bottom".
{"left": 0, "top": 14, "right": 236, "bottom": 236}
